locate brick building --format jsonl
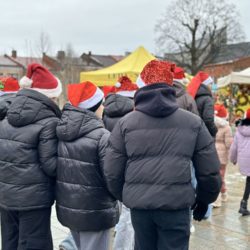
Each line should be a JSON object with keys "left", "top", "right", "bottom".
{"left": 203, "top": 42, "right": 250, "bottom": 80}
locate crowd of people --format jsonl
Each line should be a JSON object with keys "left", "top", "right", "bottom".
{"left": 0, "top": 60, "right": 249, "bottom": 250}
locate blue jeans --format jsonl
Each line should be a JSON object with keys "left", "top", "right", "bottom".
{"left": 191, "top": 166, "right": 212, "bottom": 219}
{"left": 59, "top": 234, "right": 77, "bottom": 250}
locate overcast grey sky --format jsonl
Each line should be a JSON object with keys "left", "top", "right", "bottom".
{"left": 0, "top": 0, "right": 250, "bottom": 56}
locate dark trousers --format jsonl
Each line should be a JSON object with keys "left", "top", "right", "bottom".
{"left": 131, "top": 209, "right": 190, "bottom": 250}
{"left": 1, "top": 207, "right": 53, "bottom": 250}
{"left": 243, "top": 176, "right": 250, "bottom": 201}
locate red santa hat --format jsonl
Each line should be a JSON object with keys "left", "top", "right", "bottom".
{"left": 68, "top": 81, "right": 104, "bottom": 110}
{"left": 19, "top": 63, "right": 62, "bottom": 98}
{"left": 173, "top": 67, "right": 189, "bottom": 85}
{"left": 102, "top": 85, "right": 116, "bottom": 98}
{"left": 115, "top": 76, "right": 138, "bottom": 97}
{"left": 214, "top": 104, "right": 228, "bottom": 118}
{"left": 0, "top": 77, "right": 20, "bottom": 96}
{"left": 187, "top": 71, "right": 214, "bottom": 98}
{"left": 244, "top": 108, "right": 250, "bottom": 120}
{"left": 136, "top": 60, "right": 175, "bottom": 88}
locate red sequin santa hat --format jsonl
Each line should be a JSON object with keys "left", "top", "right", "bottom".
{"left": 173, "top": 67, "right": 189, "bottom": 85}
{"left": 136, "top": 60, "right": 175, "bottom": 88}
{"left": 214, "top": 104, "right": 228, "bottom": 118}
{"left": 19, "top": 63, "right": 62, "bottom": 98}
{"left": 115, "top": 76, "right": 138, "bottom": 98}
{"left": 0, "top": 77, "right": 19, "bottom": 96}
{"left": 68, "top": 81, "right": 104, "bottom": 110}
{"left": 187, "top": 71, "right": 214, "bottom": 98}
{"left": 244, "top": 108, "right": 250, "bottom": 120}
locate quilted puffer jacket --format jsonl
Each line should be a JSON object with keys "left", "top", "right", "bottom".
{"left": 230, "top": 119, "right": 250, "bottom": 176}
{"left": 104, "top": 84, "right": 221, "bottom": 210}
{"left": 215, "top": 116, "right": 233, "bottom": 165}
{"left": 195, "top": 85, "right": 217, "bottom": 137}
{"left": 56, "top": 104, "right": 119, "bottom": 231}
{"left": 0, "top": 89, "right": 61, "bottom": 211}
{"left": 103, "top": 94, "right": 134, "bottom": 132}
{"left": 173, "top": 81, "right": 199, "bottom": 115}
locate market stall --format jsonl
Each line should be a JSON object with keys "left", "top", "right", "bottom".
{"left": 80, "top": 46, "right": 155, "bottom": 86}
{"left": 217, "top": 68, "right": 250, "bottom": 118}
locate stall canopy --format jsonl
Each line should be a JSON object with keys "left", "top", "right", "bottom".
{"left": 217, "top": 68, "right": 250, "bottom": 88}
{"left": 80, "top": 46, "right": 155, "bottom": 86}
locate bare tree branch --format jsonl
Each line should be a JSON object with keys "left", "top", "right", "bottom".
{"left": 155, "top": 0, "right": 245, "bottom": 74}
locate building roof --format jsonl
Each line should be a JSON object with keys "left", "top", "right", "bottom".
{"left": 0, "top": 56, "right": 20, "bottom": 67}
{"left": 209, "top": 42, "right": 250, "bottom": 64}
{"left": 8, "top": 56, "right": 43, "bottom": 68}
{"left": 81, "top": 53, "right": 123, "bottom": 68}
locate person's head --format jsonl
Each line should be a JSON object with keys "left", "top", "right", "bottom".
{"left": 186, "top": 71, "right": 214, "bottom": 98}
{"left": 136, "top": 59, "right": 175, "bottom": 88}
{"left": 173, "top": 67, "right": 189, "bottom": 86}
{"left": 19, "top": 63, "right": 62, "bottom": 100}
{"left": 0, "top": 77, "right": 19, "bottom": 97}
{"left": 67, "top": 81, "right": 104, "bottom": 118}
{"left": 115, "top": 76, "right": 138, "bottom": 98}
{"left": 214, "top": 103, "right": 228, "bottom": 120}
{"left": 244, "top": 108, "right": 250, "bottom": 121}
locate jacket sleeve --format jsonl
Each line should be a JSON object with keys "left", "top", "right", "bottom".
{"left": 224, "top": 126, "right": 233, "bottom": 150}
{"left": 38, "top": 119, "right": 58, "bottom": 177}
{"left": 192, "top": 121, "right": 221, "bottom": 204}
{"left": 103, "top": 121, "right": 127, "bottom": 201}
{"left": 98, "top": 130, "right": 110, "bottom": 175}
{"left": 187, "top": 94, "right": 199, "bottom": 115}
{"left": 230, "top": 133, "right": 238, "bottom": 164}
{"left": 201, "top": 97, "right": 218, "bottom": 137}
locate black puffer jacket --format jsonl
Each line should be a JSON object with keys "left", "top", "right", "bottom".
{"left": 103, "top": 94, "right": 134, "bottom": 132}
{"left": 0, "top": 89, "right": 61, "bottom": 211}
{"left": 173, "top": 81, "right": 199, "bottom": 115}
{"left": 104, "top": 84, "right": 221, "bottom": 210}
{"left": 56, "top": 104, "right": 119, "bottom": 232}
{"left": 195, "top": 85, "right": 217, "bottom": 137}
{"left": 0, "top": 94, "right": 15, "bottom": 120}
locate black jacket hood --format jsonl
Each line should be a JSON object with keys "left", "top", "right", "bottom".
{"left": 173, "top": 81, "right": 185, "bottom": 98}
{"left": 135, "top": 83, "right": 178, "bottom": 117}
{"left": 104, "top": 94, "right": 134, "bottom": 118}
{"left": 57, "top": 103, "right": 104, "bottom": 142}
{"left": 196, "top": 84, "right": 212, "bottom": 98}
{"left": 7, "top": 89, "right": 61, "bottom": 127}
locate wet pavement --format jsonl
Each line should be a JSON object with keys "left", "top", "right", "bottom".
{"left": 190, "top": 164, "right": 250, "bottom": 250}
{"left": 0, "top": 164, "right": 249, "bottom": 249}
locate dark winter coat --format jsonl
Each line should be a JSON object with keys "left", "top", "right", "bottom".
{"left": 56, "top": 104, "right": 119, "bottom": 232}
{"left": 195, "top": 84, "right": 217, "bottom": 137}
{"left": 173, "top": 81, "right": 199, "bottom": 115}
{"left": 104, "top": 84, "right": 221, "bottom": 210}
{"left": 0, "top": 89, "right": 61, "bottom": 211}
{"left": 0, "top": 94, "right": 16, "bottom": 120}
{"left": 103, "top": 94, "right": 134, "bottom": 132}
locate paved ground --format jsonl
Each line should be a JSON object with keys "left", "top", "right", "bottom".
{"left": 189, "top": 164, "right": 250, "bottom": 250}
{"left": 1, "top": 164, "right": 250, "bottom": 249}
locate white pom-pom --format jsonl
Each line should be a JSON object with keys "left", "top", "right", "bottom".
{"left": 19, "top": 76, "right": 33, "bottom": 88}
{"left": 182, "top": 78, "right": 189, "bottom": 85}
{"left": 115, "top": 82, "right": 121, "bottom": 88}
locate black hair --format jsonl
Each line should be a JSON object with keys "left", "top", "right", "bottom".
{"left": 88, "top": 100, "right": 103, "bottom": 112}
{"left": 240, "top": 118, "right": 250, "bottom": 127}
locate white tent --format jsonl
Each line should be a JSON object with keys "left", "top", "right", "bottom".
{"left": 217, "top": 68, "right": 250, "bottom": 88}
